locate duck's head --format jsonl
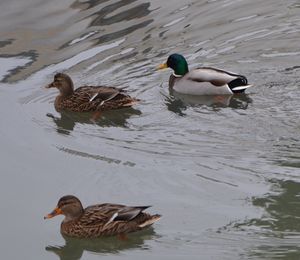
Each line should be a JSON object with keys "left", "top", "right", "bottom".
{"left": 158, "top": 54, "right": 189, "bottom": 76}
{"left": 46, "top": 73, "right": 74, "bottom": 97}
{"left": 44, "top": 195, "right": 84, "bottom": 222}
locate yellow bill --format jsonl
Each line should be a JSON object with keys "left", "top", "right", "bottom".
{"left": 157, "top": 63, "right": 168, "bottom": 70}
{"left": 44, "top": 207, "right": 62, "bottom": 219}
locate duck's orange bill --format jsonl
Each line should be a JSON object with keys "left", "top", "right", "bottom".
{"left": 44, "top": 207, "right": 62, "bottom": 219}
{"left": 157, "top": 63, "right": 168, "bottom": 70}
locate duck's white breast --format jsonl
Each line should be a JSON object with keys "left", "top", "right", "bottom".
{"left": 173, "top": 78, "right": 233, "bottom": 95}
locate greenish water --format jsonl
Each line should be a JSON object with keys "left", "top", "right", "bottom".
{"left": 0, "top": 0, "right": 299, "bottom": 259}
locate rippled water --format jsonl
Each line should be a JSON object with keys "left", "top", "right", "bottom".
{"left": 0, "top": 0, "right": 299, "bottom": 259}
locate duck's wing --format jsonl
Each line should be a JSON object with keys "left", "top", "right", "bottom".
{"left": 75, "top": 86, "right": 124, "bottom": 103}
{"left": 80, "top": 204, "right": 151, "bottom": 226}
{"left": 112, "top": 205, "right": 151, "bottom": 221}
{"left": 90, "top": 86, "right": 125, "bottom": 102}
{"left": 186, "top": 67, "right": 243, "bottom": 86}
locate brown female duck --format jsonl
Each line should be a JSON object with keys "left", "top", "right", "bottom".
{"left": 46, "top": 73, "right": 139, "bottom": 112}
{"left": 44, "top": 195, "right": 161, "bottom": 238}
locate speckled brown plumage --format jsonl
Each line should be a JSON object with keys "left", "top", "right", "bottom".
{"left": 44, "top": 195, "right": 161, "bottom": 238}
{"left": 46, "top": 73, "right": 139, "bottom": 113}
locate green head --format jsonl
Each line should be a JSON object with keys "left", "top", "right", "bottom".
{"left": 158, "top": 54, "right": 189, "bottom": 76}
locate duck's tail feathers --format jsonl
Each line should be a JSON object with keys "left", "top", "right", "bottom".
{"left": 228, "top": 76, "right": 252, "bottom": 93}
{"left": 122, "top": 98, "right": 140, "bottom": 107}
{"left": 119, "top": 86, "right": 130, "bottom": 92}
{"left": 139, "top": 214, "right": 161, "bottom": 228}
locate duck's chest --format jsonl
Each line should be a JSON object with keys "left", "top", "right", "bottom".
{"left": 61, "top": 220, "right": 108, "bottom": 238}
{"left": 54, "top": 95, "right": 94, "bottom": 112}
{"left": 54, "top": 96, "right": 64, "bottom": 112}
{"left": 60, "top": 221, "right": 88, "bottom": 238}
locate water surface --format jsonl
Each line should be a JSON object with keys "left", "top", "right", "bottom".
{"left": 0, "top": 0, "right": 299, "bottom": 259}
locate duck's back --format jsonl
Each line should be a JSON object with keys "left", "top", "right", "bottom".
{"left": 187, "top": 67, "right": 239, "bottom": 84}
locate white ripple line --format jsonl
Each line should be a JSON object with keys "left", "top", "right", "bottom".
{"left": 163, "top": 17, "right": 185, "bottom": 28}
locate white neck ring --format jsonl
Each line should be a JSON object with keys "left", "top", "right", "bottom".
{"left": 172, "top": 72, "right": 183, "bottom": 78}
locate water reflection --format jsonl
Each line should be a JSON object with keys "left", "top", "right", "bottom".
{"left": 46, "top": 229, "right": 157, "bottom": 260}
{"left": 249, "top": 180, "right": 300, "bottom": 234}
{"left": 249, "top": 244, "right": 300, "bottom": 260}
{"left": 0, "top": 51, "right": 38, "bottom": 82}
{"left": 47, "top": 108, "right": 141, "bottom": 134}
{"left": 89, "top": 1, "right": 151, "bottom": 27}
{"left": 95, "top": 20, "right": 153, "bottom": 45}
{"left": 71, "top": 0, "right": 112, "bottom": 10}
{"left": 273, "top": 140, "right": 300, "bottom": 169}
{"left": 64, "top": 0, "right": 153, "bottom": 48}
{"left": 165, "top": 89, "right": 252, "bottom": 115}
{"left": 2, "top": 0, "right": 154, "bottom": 81}
{"left": 0, "top": 39, "right": 13, "bottom": 48}
{"left": 229, "top": 180, "right": 300, "bottom": 259}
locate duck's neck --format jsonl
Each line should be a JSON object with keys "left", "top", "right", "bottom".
{"left": 59, "top": 87, "right": 74, "bottom": 98}
{"left": 63, "top": 211, "right": 84, "bottom": 223}
{"left": 55, "top": 88, "right": 73, "bottom": 111}
{"left": 63, "top": 215, "right": 79, "bottom": 223}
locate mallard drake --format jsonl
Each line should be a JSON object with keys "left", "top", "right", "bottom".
{"left": 44, "top": 195, "right": 161, "bottom": 238}
{"left": 158, "top": 54, "right": 253, "bottom": 95}
{"left": 46, "top": 73, "right": 139, "bottom": 112}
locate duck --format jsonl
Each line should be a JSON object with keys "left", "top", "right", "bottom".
{"left": 46, "top": 73, "right": 139, "bottom": 112}
{"left": 44, "top": 195, "right": 161, "bottom": 238}
{"left": 158, "top": 54, "right": 253, "bottom": 95}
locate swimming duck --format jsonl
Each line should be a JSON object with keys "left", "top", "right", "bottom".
{"left": 158, "top": 54, "right": 252, "bottom": 95}
{"left": 44, "top": 195, "right": 161, "bottom": 238}
{"left": 46, "top": 73, "right": 139, "bottom": 112}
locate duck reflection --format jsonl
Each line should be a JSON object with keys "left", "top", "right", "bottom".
{"left": 165, "top": 88, "right": 252, "bottom": 115}
{"left": 47, "top": 107, "right": 141, "bottom": 135}
{"left": 46, "top": 228, "right": 157, "bottom": 260}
